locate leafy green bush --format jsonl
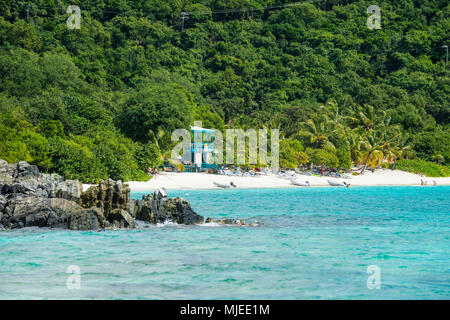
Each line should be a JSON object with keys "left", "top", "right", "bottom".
{"left": 37, "top": 119, "right": 66, "bottom": 139}
{"left": 336, "top": 146, "right": 352, "bottom": 170}
{"left": 0, "top": 140, "right": 32, "bottom": 164}
{"left": 307, "top": 148, "right": 339, "bottom": 168}
{"left": 0, "top": 111, "right": 157, "bottom": 183}
{"left": 117, "top": 81, "right": 193, "bottom": 144}
{"left": 48, "top": 138, "right": 108, "bottom": 183}
{"left": 0, "top": 113, "right": 34, "bottom": 164}
{"left": 395, "top": 159, "right": 450, "bottom": 177}
{"left": 135, "top": 143, "right": 162, "bottom": 172}
{"left": 20, "top": 129, "right": 52, "bottom": 170}
{"left": 413, "top": 129, "right": 450, "bottom": 165}
{"left": 87, "top": 131, "right": 150, "bottom": 182}
{"left": 280, "top": 139, "right": 308, "bottom": 168}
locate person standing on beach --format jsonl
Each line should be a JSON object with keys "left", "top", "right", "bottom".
{"left": 433, "top": 180, "right": 437, "bottom": 186}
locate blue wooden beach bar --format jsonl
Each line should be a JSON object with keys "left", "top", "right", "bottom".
{"left": 184, "top": 125, "right": 217, "bottom": 172}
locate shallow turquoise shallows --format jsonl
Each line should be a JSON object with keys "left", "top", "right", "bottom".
{"left": 0, "top": 186, "right": 449, "bottom": 299}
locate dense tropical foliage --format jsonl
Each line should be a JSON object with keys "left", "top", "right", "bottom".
{"left": 0, "top": 0, "right": 449, "bottom": 181}
{"left": 395, "top": 159, "right": 450, "bottom": 177}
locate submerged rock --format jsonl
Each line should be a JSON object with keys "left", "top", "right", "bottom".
{"left": 205, "top": 217, "right": 256, "bottom": 226}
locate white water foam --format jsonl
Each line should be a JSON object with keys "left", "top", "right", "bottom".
{"left": 155, "top": 220, "right": 179, "bottom": 227}
{"left": 197, "top": 222, "right": 222, "bottom": 227}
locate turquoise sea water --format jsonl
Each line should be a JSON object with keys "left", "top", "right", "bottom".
{"left": 0, "top": 186, "right": 449, "bottom": 299}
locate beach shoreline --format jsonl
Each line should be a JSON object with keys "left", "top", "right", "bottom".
{"left": 83, "top": 169, "right": 450, "bottom": 192}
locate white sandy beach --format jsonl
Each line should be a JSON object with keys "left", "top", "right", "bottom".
{"left": 83, "top": 169, "right": 450, "bottom": 192}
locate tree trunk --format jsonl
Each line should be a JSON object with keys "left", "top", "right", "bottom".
{"left": 361, "top": 151, "right": 373, "bottom": 174}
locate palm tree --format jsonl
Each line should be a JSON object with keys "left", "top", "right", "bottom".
{"left": 347, "top": 128, "right": 364, "bottom": 165}
{"left": 297, "top": 118, "right": 336, "bottom": 151}
{"left": 346, "top": 104, "right": 386, "bottom": 133}
{"left": 360, "top": 125, "right": 401, "bottom": 173}
{"left": 320, "top": 100, "right": 340, "bottom": 124}
{"left": 360, "top": 131, "right": 385, "bottom": 173}
{"left": 320, "top": 99, "right": 350, "bottom": 138}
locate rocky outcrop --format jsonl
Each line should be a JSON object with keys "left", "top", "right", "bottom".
{"left": 0, "top": 160, "right": 251, "bottom": 231}
{"left": 80, "top": 179, "right": 136, "bottom": 229}
{"left": 68, "top": 208, "right": 102, "bottom": 231}
{"left": 131, "top": 188, "right": 203, "bottom": 225}
{"left": 0, "top": 160, "right": 85, "bottom": 229}
{"left": 81, "top": 179, "right": 130, "bottom": 213}
{"left": 8, "top": 197, "right": 81, "bottom": 229}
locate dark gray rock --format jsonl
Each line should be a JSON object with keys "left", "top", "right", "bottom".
{"left": 2, "top": 182, "right": 37, "bottom": 195}
{"left": 81, "top": 179, "right": 130, "bottom": 214}
{"left": 42, "top": 174, "right": 82, "bottom": 203}
{"left": 133, "top": 190, "right": 204, "bottom": 225}
{"left": 0, "top": 194, "right": 6, "bottom": 213}
{"left": 68, "top": 208, "right": 102, "bottom": 230}
{"left": 2, "top": 197, "right": 82, "bottom": 229}
{"left": 127, "top": 198, "right": 137, "bottom": 218}
{"left": 165, "top": 197, "right": 203, "bottom": 224}
{"left": 106, "top": 208, "right": 136, "bottom": 229}
{"left": 16, "top": 161, "right": 40, "bottom": 179}
{"left": 0, "top": 160, "right": 15, "bottom": 186}
{"left": 0, "top": 160, "right": 87, "bottom": 230}
{"left": 0, "top": 159, "right": 243, "bottom": 231}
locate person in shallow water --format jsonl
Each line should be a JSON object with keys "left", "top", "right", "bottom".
{"left": 98, "top": 224, "right": 105, "bottom": 232}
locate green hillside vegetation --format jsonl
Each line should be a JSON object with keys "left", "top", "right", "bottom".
{"left": 0, "top": 0, "right": 449, "bottom": 181}
{"left": 395, "top": 159, "right": 450, "bottom": 177}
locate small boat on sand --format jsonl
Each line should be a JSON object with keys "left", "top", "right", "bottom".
{"left": 291, "top": 180, "right": 311, "bottom": 187}
{"left": 327, "top": 179, "right": 348, "bottom": 187}
{"left": 213, "top": 181, "right": 237, "bottom": 188}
